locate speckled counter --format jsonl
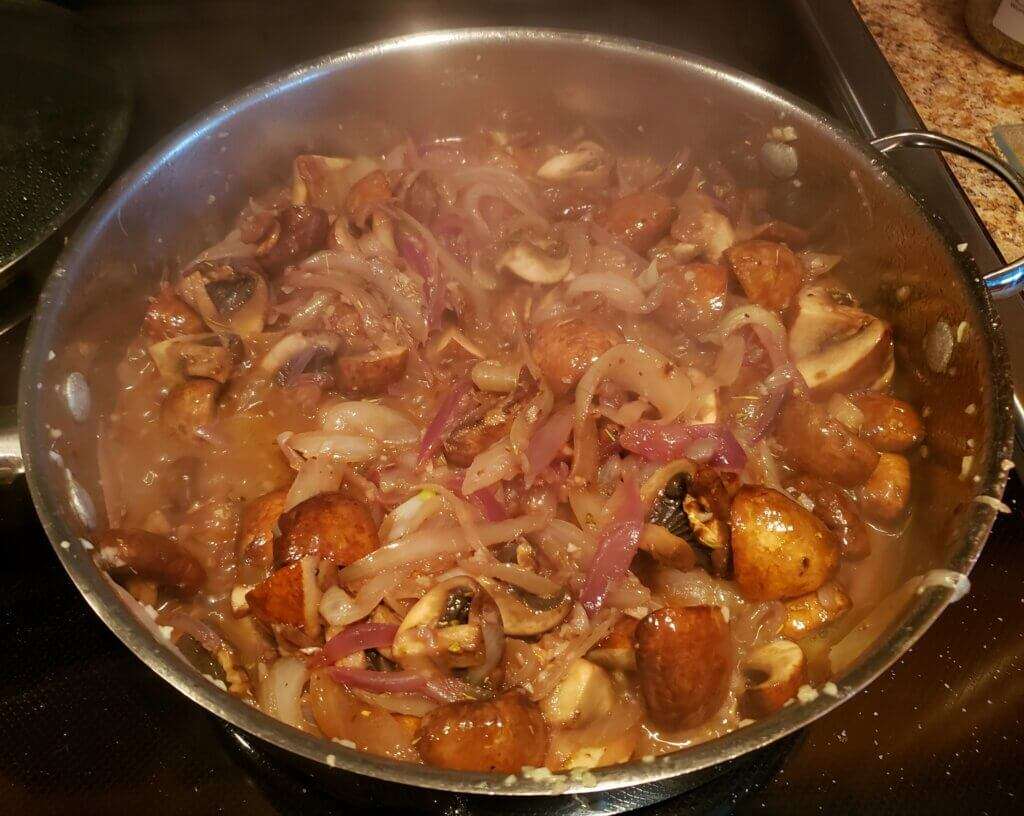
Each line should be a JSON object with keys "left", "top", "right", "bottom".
{"left": 854, "top": 0, "right": 1024, "bottom": 260}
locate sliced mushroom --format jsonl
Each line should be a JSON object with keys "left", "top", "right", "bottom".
{"left": 334, "top": 346, "right": 409, "bottom": 398}
{"left": 781, "top": 581, "right": 852, "bottom": 640}
{"left": 176, "top": 341, "right": 235, "bottom": 383}
{"left": 540, "top": 658, "right": 615, "bottom": 728}
{"left": 536, "top": 144, "right": 606, "bottom": 182}
{"left": 178, "top": 258, "right": 270, "bottom": 335}
{"left": 795, "top": 318, "right": 894, "bottom": 398}
{"left": 531, "top": 315, "right": 622, "bottom": 395}
{"left": 96, "top": 528, "right": 206, "bottom": 594}
{"left": 443, "top": 380, "right": 530, "bottom": 468}
{"left": 291, "top": 154, "right": 379, "bottom": 210}
{"left": 392, "top": 577, "right": 490, "bottom": 671}
{"left": 475, "top": 575, "right": 573, "bottom": 636}
{"left": 739, "top": 639, "right": 807, "bottom": 718}
{"left": 496, "top": 240, "right": 571, "bottom": 284}
{"left": 245, "top": 556, "right": 322, "bottom": 637}
{"left": 344, "top": 169, "right": 392, "bottom": 230}
{"left": 671, "top": 189, "right": 735, "bottom": 262}
{"left": 587, "top": 617, "right": 639, "bottom": 672}
{"left": 787, "top": 283, "right": 871, "bottom": 359}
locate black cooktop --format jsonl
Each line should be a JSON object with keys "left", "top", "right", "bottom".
{"left": 2, "top": 2, "right": 1022, "bottom": 814}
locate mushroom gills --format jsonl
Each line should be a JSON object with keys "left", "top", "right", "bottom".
{"left": 644, "top": 469, "right": 730, "bottom": 574}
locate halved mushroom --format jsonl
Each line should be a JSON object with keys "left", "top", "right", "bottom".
{"left": 788, "top": 476, "right": 871, "bottom": 560}
{"left": 739, "top": 639, "right": 807, "bottom": 718}
{"left": 143, "top": 284, "right": 206, "bottom": 341}
{"left": 96, "top": 528, "right": 206, "bottom": 594}
{"left": 291, "top": 154, "right": 379, "bottom": 210}
{"left": 795, "top": 318, "right": 894, "bottom": 398}
{"left": 177, "top": 258, "right": 270, "bottom": 335}
{"left": 245, "top": 556, "right": 322, "bottom": 636}
{"left": 254, "top": 205, "right": 330, "bottom": 273}
{"left": 775, "top": 397, "right": 880, "bottom": 487}
{"left": 587, "top": 616, "right": 639, "bottom": 672}
{"left": 540, "top": 658, "right": 616, "bottom": 728}
{"left": 475, "top": 575, "right": 573, "bottom": 637}
{"left": 640, "top": 460, "right": 734, "bottom": 575}
{"left": 847, "top": 392, "right": 925, "bottom": 453}
{"left": 596, "top": 191, "right": 677, "bottom": 255}
{"left": 334, "top": 346, "right": 409, "bottom": 398}
{"left": 787, "top": 283, "right": 871, "bottom": 359}
{"left": 781, "top": 581, "right": 853, "bottom": 640}
{"left": 857, "top": 453, "right": 911, "bottom": 525}
{"left": 724, "top": 239, "right": 803, "bottom": 311}
{"left": 160, "top": 378, "right": 220, "bottom": 442}
{"left": 531, "top": 315, "right": 622, "bottom": 395}
{"left": 495, "top": 239, "right": 571, "bottom": 284}
{"left": 392, "top": 577, "right": 491, "bottom": 671}
{"left": 730, "top": 484, "right": 840, "bottom": 601}
{"left": 237, "top": 488, "right": 287, "bottom": 575}
{"left": 344, "top": 169, "right": 392, "bottom": 230}
{"left": 670, "top": 189, "right": 735, "bottom": 261}
{"left": 275, "top": 492, "right": 379, "bottom": 566}
{"left": 654, "top": 262, "right": 729, "bottom": 335}
{"left": 176, "top": 341, "right": 235, "bottom": 384}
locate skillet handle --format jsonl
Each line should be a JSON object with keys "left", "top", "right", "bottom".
{"left": 0, "top": 405, "right": 24, "bottom": 484}
{"left": 870, "top": 130, "right": 1024, "bottom": 299}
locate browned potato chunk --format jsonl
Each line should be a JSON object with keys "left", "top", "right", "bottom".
{"left": 634, "top": 605, "right": 732, "bottom": 730}
{"left": 595, "top": 191, "right": 677, "bottom": 254}
{"left": 255, "top": 205, "right": 330, "bottom": 273}
{"left": 724, "top": 239, "right": 802, "bottom": 311}
{"left": 730, "top": 485, "right": 840, "bottom": 601}
{"left": 531, "top": 316, "right": 621, "bottom": 395}
{"left": 857, "top": 453, "right": 911, "bottom": 525}
{"left": 848, "top": 392, "right": 924, "bottom": 452}
{"left": 344, "top": 169, "right": 392, "bottom": 229}
{"left": 143, "top": 285, "right": 206, "bottom": 341}
{"left": 739, "top": 639, "right": 807, "bottom": 718}
{"left": 416, "top": 692, "right": 548, "bottom": 773}
{"left": 334, "top": 347, "right": 409, "bottom": 398}
{"left": 781, "top": 582, "right": 852, "bottom": 640}
{"left": 587, "top": 616, "right": 639, "bottom": 672}
{"left": 276, "top": 492, "right": 379, "bottom": 566}
{"left": 775, "top": 397, "right": 879, "bottom": 487}
{"left": 789, "top": 476, "right": 871, "bottom": 560}
{"left": 97, "top": 528, "right": 206, "bottom": 593}
{"left": 245, "top": 556, "right": 320, "bottom": 635}
{"left": 237, "top": 489, "right": 287, "bottom": 571}
{"left": 160, "top": 379, "right": 220, "bottom": 441}
{"left": 654, "top": 262, "right": 728, "bottom": 334}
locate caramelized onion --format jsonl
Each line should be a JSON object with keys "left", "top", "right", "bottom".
{"left": 580, "top": 476, "right": 644, "bottom": 615}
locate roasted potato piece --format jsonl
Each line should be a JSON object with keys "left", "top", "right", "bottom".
{"left": 739, "top": 639, "right": 807, "bottom": 718}
{"left": 634, "top": 605, "right": 732, "bottom": 730}
{"left": 848, "top": 392, "right": 924, "bottom": 452}
{"left": 654, "top": 262, "right": 728, "bottom": 335}
{"left": 775, "top": 397, "right": 879, "bottom": 487}
{"left": 587, "top": 616, "right": 639, "bottom": 672}
{"left": 416, "top": 692, "right": 548, "bottom": 773}
{"left": 789, "top": 476, "right": 871, "bottom": 560}
{"left": 246, "top": 557, "right": 321, "bottom": 635}
{"left": 276, "top": 492, "right": 379, "bottom": 566}
{"left": 724, "top": 239, "right": 802, "bottom": 311}
{"left": 730, "top": 485, "right": 840, "bottom": 601}
{"left": 531, "top": 316, "right": 621, "bottom": 395}
{"left": 857, "top": 453, "right": 911, "bottom": 525}
{"left": 781, "top": 581, "right": 853, "bottom": 640}
{"left": 143, "top": 285, "right": 206, "bottom": 341}
{"left": 344, "top": 169, "right": 391, "bottom": 229}
{"left": 237, "top": 489, "right": 287, "bottom": 572}
{"left": 334, "top": 346, "right": 408, "bottom": 398}
{"left": 595, "top": 191, "right": 676, "bottom": 254}
{"left": 97, "top": 528, "right": 206, "bottom": 593}
{"left": 255, "top": 205, "right": 330, "bottom": 273}
{"left": 160, "top": 379, "right": 220, "bottom": 441}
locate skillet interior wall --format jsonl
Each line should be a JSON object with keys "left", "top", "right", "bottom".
{"left": 35, "top": 34, "right": 988, "bottom": 634}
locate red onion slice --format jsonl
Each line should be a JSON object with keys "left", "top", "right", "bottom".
{"left": 524, "top": 406, "right": 574, "bottom": 486}
{"left": 619, "top": 421, "right": 748, "bottom": 472}
{"left": 468, "top": 485, "right": 508, "bottom": 522}
{"left": 396, "top": 229, "right": 446, "bottom": 330}
{"left": 326, "top": 666, "right": 472, "bottom": 702}
{"left": 309, "top": 622, "right": 398, "bottom": 669}
{"left": 417, "top": 380, "right": 472, "bottom": 466}
{"left": 580, "top": 476, "right": 644, "bottom": 616}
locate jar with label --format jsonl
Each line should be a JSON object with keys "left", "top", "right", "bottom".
{"left": 967, "top": 0, "right": 1024, "bottom": 68}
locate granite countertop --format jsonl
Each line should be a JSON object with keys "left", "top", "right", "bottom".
{"left": 854, "top": 0, "right": 1024, "bottom": 261}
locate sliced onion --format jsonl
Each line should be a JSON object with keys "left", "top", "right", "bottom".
{"left": 396, "top": 227, "right": 446, "bottom": 329}
{"left": 258, "top": 657, "right": 309, "bottom": 730}
{"left": 287, "top": 432, "right": 380, "bottom": 462}
{"left": 320, "top": 568, "right": 414, "bottom": 627}
{"left": 309, "top": 622, "right": 398, "bottom": 669}
{"left": 471, "top": 359, "right": 522, "bottom": 393}
{"left": 467, "top": 485, "right": 507, "bottom": 522}
{"left": 524, "top": 406, "right": 574, "bottom": 486}
{"left": 284, "top": 456, "right": 344, "bottom": 511}
{"left": 157, "top": 610, "right": 224, "bottom": 653}
{"left": 459, "top": 554, "right": 563, "bottom": 597}
{"left": 338, "top": 514, "right": 549, "bottom": 585}
{"left": 827, "top": 393, "right": 866, "bottom": 431}
{"left": 565, "top": 272, "right": 659, "bottom": 314}
{"left": 529, "top": 609, "right": 620, "bottom": 700}
{"left": 712, "top": 333, "right": 746, "bottom": 387}
{"left": 462, "top": 440, "right": 519, "bottom": 495}
{"left": 579, "top": 477, "right": 644, "bottom": 616}
{"left": 707, "top": 305, "right": 789, "bottom": 368}
{"left": 380, "top": 490, "right": 443, "bottom": 542}
{"left": 326, "top": 667, "right": 472, "bottom": 702}
{"left": 619, "top": 421, "right": 748, "bottom": 472}
{"left": 320, "top": 401, "right": 420, "bottom": 448}
{"left": 417, "top": 380, "right": 472, "bottom": 466}
{"left": 798, "top": 250, "right": 842, "bottom": 278}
